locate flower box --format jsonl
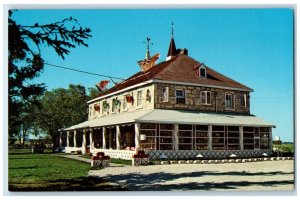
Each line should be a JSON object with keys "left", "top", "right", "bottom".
{"left": 91, "top": 152, "right": 110, "bottom": 168}
{"left": 132, "top": 150, "right": 149, "bottom": 166}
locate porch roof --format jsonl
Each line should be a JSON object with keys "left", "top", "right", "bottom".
{"left": 63, "top": 109, "right": 153, "bottom": 131}
{"left": 62, "top": 109, "right": 275, "bottom": 131}
{"left": 137, "top": 109, "right": 275, "bottom": 127}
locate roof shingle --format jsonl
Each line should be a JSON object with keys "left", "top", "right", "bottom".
{"left": 96, "top": 54, "right": 252, "bottom": 99}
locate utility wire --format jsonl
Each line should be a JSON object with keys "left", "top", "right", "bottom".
{"left": 44, "top": 62, "right": 126, "bottom": 81}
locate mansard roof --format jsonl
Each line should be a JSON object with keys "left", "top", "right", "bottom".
{"left": 95, "top": 54, "right": 253, "bottom": 99}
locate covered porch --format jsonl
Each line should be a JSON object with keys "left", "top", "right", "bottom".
{"left": 59, "top": 109, "right": 275, "bottom": 160}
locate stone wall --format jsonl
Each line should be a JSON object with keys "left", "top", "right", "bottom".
{"left": 89, "top": 84, "right": 155, "bottom": 120}
{"left": 154, "top": 83, "right": 250, "bottom": 114}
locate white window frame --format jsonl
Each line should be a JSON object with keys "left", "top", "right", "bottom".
{"left": 111, "top": 99, "right": 116, "bottom": 113}
{"left": 200, "top": 91, "right": 211, "bottom": 105}
{"left": 123, "top": 95, "right": 128, "bottom": 111}
{"left": 240, "top": 94, "right": 247, "bottom": 107}
{"left": 225, "top": 94, "right": 234, "bottom": 109}
{"left": 175, "top": 89, "right": 185, "bottom": 104}
{"left": 89, "top": 106, "right": 92, "bottom": 117}
{"left": 137, "top": 90, "right": 143, "bottom": 107}
{"left": 199, "top": 64, "right": 207, "bottom": 78}
{"left": 162, "top": 87, "right": 169, "bottom": 102}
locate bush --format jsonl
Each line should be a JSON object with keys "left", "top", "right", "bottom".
{"left": 76, "top": 150, "right": 82, "bottom": 155}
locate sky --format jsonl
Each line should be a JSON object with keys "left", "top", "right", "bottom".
{"left": 11, "top": 8, "right": 294, "bottom": 142}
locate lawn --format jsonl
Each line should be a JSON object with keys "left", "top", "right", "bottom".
{"left": 8, "top": 149, "right": 125, "bottom": 191}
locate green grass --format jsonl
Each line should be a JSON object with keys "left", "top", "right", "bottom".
{"left": 8, "top": 150, "right": 125, "bottom": 191}
{"left": 80, "top": 154, "right": 132, "bottom": 165}
{"left": 110, "top": 158, "right": 132, "bottom": 165}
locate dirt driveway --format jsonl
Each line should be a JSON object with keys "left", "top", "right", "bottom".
{"left": 89, "top": 160, "right": 294, "bottom": 191}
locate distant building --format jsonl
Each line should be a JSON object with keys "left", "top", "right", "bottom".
{"left": 60, "top": 32, "right": 275, "bottom": 160}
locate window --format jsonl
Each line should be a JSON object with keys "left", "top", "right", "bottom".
{"left": 123, "top": 95, "right": 128, "bottom": 110}
{"left": 227, "top": 126, "right": 240, "bottom": 150}
{"left": 194, "top": 125, "right": 209, "bottom": 150}
{"left": 240, "top": 94, "right": 246, "bottom": 107}
{"left": 212, "top": 126, "right": 225, "bottom": 150}
{"left": 178, "top": 124, "right": 193, "bottom": 150}
{"left": 225, "top": 94, "right": 234, "bottom": 108}
{"left": 260, "top": 127, "right": 270, "bottom": 149}
{"left": 176, "top": 89, "right": 185, "bottom": 104}
{"left": 102, "top": 101, "right": 109, "bottom": 114}
{"left": 243, "top": 127, "right": 254, "bottom": 150}
{"left": 199, "top": 64, "right": 207, "bottom": 78}
{"left": 137, "top": 91, "right": 142, "bottom": 106}
{"left": 112, "top": 100, "right": 116, "bottom": 113}
{"left": 200, "top": 91, "right": 211, "bottom": 104}
{"left": 140, "top": 123, "right": 157, "bottom": 150}
{"left": 89, "top": 106, "right": 92, "bottom": 117}
{"left": 162, "top": 87, "right": 169, "bottom": 102}
{"left": 159, "top": 124, "right": 174, "bottom": 150}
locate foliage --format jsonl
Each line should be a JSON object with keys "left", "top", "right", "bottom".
{"left": 35, "top": 84, "right": 88, "bottom": 149}
{"left": 273, "top": 143, "right": 294, "bottom": 153}
{"left": 8, "top": 150, "right": 123, "bottom": 191}
{"left": 8, "top": 10, "right": 92, "bottom": 140}
{"left": 110, "top": 158, "right": 132, "bottom": 165}
{"left": 88, "top": 87, "right": 102, "bottom": 100}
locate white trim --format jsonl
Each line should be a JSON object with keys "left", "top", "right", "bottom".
{"left": 137, "top": 120, "right": 275, "bottom": 128}
{"left": 225, "top": 93, "right": 234, "bottom": 109}
{"left": 87, "top": 80, "right": 153, "bottom": 104}
{"left": 162, "top": 86, "right": 169, "bottom": 102}
{"left": 199, "top": 64, "right": 207, "bottom": 78}
{"left": 175, "top": 89, "right": 185, "bottom": 104}
{"left": 137, "top": 90, "right": 143, "bottom": 107}
{"left": 87, "top": 78, "right": 252, "bottom": 104}
{"left": 240, "top": 94, "right": 247, "bottom": 107}
{"left": 153, "top": 79, "right": 253, "bottom": 92}
{"left": 200, "top": 91, "right": 211, "bottom": 105}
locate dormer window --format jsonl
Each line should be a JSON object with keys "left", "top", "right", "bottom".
{"left": 199, "top": 64, "right": 207, "bottom": 78}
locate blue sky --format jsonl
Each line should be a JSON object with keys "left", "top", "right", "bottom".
{"left": 11, "top": 8, "right": 294, "bottom": 142}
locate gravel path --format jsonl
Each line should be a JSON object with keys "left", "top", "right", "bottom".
{"left": 89, "top": 160, "right": 294, "bottom": 191}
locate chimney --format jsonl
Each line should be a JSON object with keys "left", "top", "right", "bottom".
{"left": 180, "top": 48, "right": 188, "bottom": 55}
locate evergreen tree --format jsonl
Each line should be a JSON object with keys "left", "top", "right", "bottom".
{"left": 8, "top": 10, "right": 92, "bottom": 140}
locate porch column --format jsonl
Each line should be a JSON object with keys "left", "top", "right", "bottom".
{"left": 239, "top": 126, "right": 244, "bottom": 150}
{"left": 59, "top": 132, "right": 62, "bottom": 147}
{"left": 108, "top": 128, "right": 112, "bottom": 149}
{"left": 73, "top": 130, "right": 77, "bottom": 147}
{"left": 66, "top": 131, "right": 70, "bottom": 147}
{"left": 116, "top": 125, "right": 121, "bottom": 150}
{"left": 90, "top": 129, "right": 94, "bottom": 152}
{"left": 269, "top": 127, "right": 273, "bottom": 149}
{"left": 174, "top": 124, "right": 179, "bottom": 151}
{"left": 102, "top": 127, "right": 107, "bottom": 149}
{"left": 134, "top": 123, "right": 140, "bottom": 152}
{"left": 208, "top": 125, "right": 212, "bottom": 151}
{"left": 82, "top": 129, "right": 87, "bottom": 154}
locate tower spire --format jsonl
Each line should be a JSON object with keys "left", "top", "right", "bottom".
{"left": 143, "top": 37, "right": 153, "bottom": 60}
{"left": 166, "top": 22, "right": 177, "bottom": 61}
{"left": 171, "top": 22, "right": 174, "bottom": 38}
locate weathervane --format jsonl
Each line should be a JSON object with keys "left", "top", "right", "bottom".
{"left": 143, "top": 37, "right": 153, "bottom": 59}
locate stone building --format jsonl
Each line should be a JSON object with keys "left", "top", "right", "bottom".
{"left": 60, "top": 34, "right": 274, "bottom": 160}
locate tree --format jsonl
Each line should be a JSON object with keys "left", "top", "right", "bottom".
{"left": 8, "top": 10, "right": 92, "bottom": 140}
{"left": 35, "top": 84, "right": 88, "bottom": 149}
{"left": 88, "top": 87, "right": 102, "bottom": 100}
